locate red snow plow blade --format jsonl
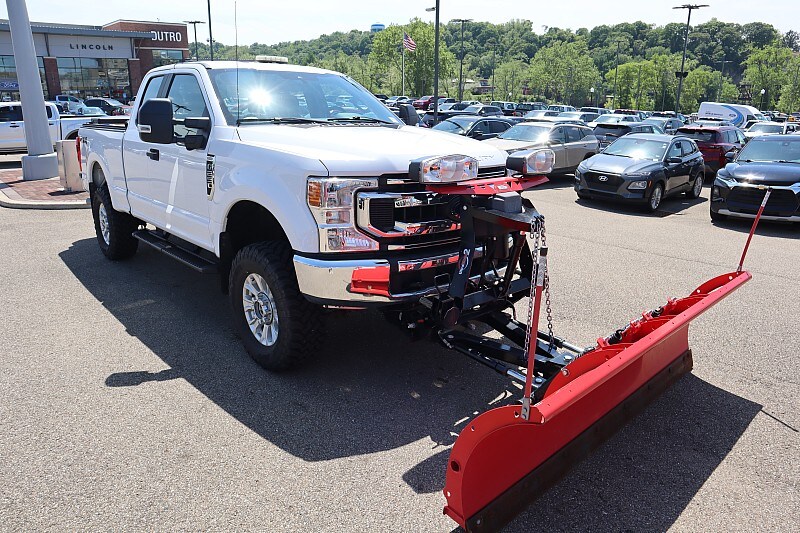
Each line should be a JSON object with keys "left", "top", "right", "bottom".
{"left": 442, "top": 271, "right": 751, "bottom": 531}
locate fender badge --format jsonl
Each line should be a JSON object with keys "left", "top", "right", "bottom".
{"left": 206, "top": 154, "right": 216, "bottom": 199}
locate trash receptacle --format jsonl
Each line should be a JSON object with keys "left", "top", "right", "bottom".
{"left": 56, "top": 140, "right": 82, "bottom": 192}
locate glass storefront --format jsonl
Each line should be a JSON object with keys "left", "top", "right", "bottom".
{"left": 151, "top": 49, "right": 184, "bottom": 68}
{"left": 57, "top": 57, "right": 131, "bottom": 101}
{"left": 0, "top": 56, "right": 48, "bottom": 101}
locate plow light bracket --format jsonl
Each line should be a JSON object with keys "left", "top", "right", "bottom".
{"left": 507, "top": 149, "right": 555, "bottom": 176}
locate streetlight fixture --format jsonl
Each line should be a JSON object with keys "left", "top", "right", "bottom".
{"left": 673, "top": 4, "right": 709, "bottom": 113}
{"left": 452, "top": 18, "right": 473, "bottom": 101}
{"left": 206, "top": 0, "right": 215, "bottom": 60}
{"left": 426, "top": 2, "right": 440, "bottom": 125}
{"left": 183, "top": 20, "right": 205, "bottom": 60}
{"left": 760, "top": 88, "right": 766, "bottom": 110}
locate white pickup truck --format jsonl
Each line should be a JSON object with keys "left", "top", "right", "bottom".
{"left": 78, "top": 59, "right": 551, "bottom": 370}
{"left": 0, "top": 101, "right": 103, "bottom": 153}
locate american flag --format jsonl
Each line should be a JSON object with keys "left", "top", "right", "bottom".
{"left": 403, "top": 32, "right": 417, "bottom": 52}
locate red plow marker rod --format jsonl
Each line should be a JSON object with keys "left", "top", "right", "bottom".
{"left": 442, "top": 271, "right": 751, "bottom": 532}
{"left": 737, "top": 188, "right": 771, "bottom": 273}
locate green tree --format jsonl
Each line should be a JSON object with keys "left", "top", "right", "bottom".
{"left": 528, "top": 41, "right": 599, "bottom": 106}
{"left": 743, "top": 45, "right": 794, "bottom": 109}
{"left": 777, "top": 55, "right": 800, "bottom": 112}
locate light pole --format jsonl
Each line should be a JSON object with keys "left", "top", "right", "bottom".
{"left": 453, "top": 18, "right": 472, "bottom": 101}
{"left": 612, "top": 39, "right": 625, "bottom": 111}
{"left": 183, "top": 20, "right": 205, "bottom": 60}
{"left": 206, "top": 0, "right": 215, "bottom": 60}
{"left": 716, "top": 58, "right": 731, "bottom": 101}
{"left": 426, "top": 2, "right": 440, "bottom": 124}
{"left": 760, "top": 88, "right": 766, "bottom": 110}
{"left": 673, "top": 4, "right": 708, "bottom": 113}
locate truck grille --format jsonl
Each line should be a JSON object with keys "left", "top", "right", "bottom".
{"left": 356, "top": 166, "right": 506, "bottom": 246}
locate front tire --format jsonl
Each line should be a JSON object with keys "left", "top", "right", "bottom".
{"left": 91, "top": 185, "right": 139, "bottom": 260}
{"left": 646, "top": 183, "right": 664, "bottom": 213}
{"left": 687, "top": 171, "right": 704, "bottom": 199}
{"left": 229, "top": 241, "right": 323, "bottom": 371}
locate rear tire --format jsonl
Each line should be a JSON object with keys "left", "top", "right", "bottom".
{"left": 687, "top": 171, "right": 704, "bottom": 199}
{"left": 229, "top": 241, "right": 323, "bottom": 371}
{"left": 91, "top": 184, "right": 139, "bottom": 260}
{"left": 646, "top": 183, "right": 664, "bottom": 213}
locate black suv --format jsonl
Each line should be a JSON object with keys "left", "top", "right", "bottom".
{"left": 575, "top": 134, "right": 705, "bottom": 212}
{"left": 710, "top": 134, "right": 800, "bottom": 223}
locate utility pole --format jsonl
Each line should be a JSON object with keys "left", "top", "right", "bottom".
{"left": 717, "top": 58, "right": 731, "bottom": 101}
{"left": 183, "top": 20, "right": 205, "bottom": 60}
{"left": 426, "top": 3, "right": 441, "bottom": 123}
{"left": 453, "top": 18, "right": 472, "bottom": 101}
{"left": 491, "top": 42, "right": 496, "bottom": 100}
{"left": 612, "top": 39, "right": 625, "bottom": 110}
{"left": 207, "top": 0, "right": 215, "bottom": 60}
{"left": 635, "top": 62, "right": 643, "bottom": 110}
{"left": 673, "top": 4, "right": 708, "bottom": 113}
{"left": 790, "top": 63, "right": 800, "bottom": 114}
{"left": 6, "top": 0, "right": 57, "bottom": 180}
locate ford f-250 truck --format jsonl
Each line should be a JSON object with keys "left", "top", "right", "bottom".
{"left": 78, "top": 58, "right": 534, "bottom": 370}
{"left": 0, "top": 101, "right": 102, "bottom": 153}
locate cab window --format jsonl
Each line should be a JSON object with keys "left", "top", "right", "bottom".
{"left": 565, "top": 126, "right": 584, "bottom": 143}
{"left": 549, "top": 127, "right": 566, "bottom": 143}
{"left": 668, "top": 141, "right": 684, "bottom": 159}
{"left": 0, "top": 105, "right": 23, "bottom": 122}
{"left": 166, "top": 74, "right": 209, "bottom": 138}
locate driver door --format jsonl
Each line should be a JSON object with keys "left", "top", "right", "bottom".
{"left": 548, "top": 126, "right": 568, "bottom": 171}
{"left": 664, "top": 141, "right": 689, "bottom": 191}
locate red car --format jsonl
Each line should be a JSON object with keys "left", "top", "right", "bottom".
{"left": 413, "top": 95, "right": 435, "bottom": 110}
{"left": 675, "top": 125, "right": 747, "bottom": 175}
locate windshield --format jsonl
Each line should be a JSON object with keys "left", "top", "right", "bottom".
{"left": 737, "top": 138, "right": 800, "bottom": 162}
{"left": 676, "top": 129, "right": 717, "bottom": 142}
{"left": 497, "top": 124, "right": 550, "bottom": 142}
{"left": 464, "top": 105, "right": 482, "bottom": 114}
{"left": 748, "top": 123, "right": 783, "bottom": 134}
{"left": 604, "top": 138, "right": 669, "bottom": 160}
{"left": 433, "top": 119, "right": 468, "bottom": 133}
{"left": 208, "top": 68, "right": 402, "bottom": 125}
{"left": 596, "top": 115, "right": 623, "bottom": 124}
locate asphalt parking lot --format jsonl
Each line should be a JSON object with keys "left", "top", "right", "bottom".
{"left": 1, "top": 180, "right": 797, "bottom": 532}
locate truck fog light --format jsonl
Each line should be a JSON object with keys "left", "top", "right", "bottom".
{"left": 628, "top": 180, "right": 648, "bottom": 190}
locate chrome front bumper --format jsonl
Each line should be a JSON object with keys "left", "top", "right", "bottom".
{"left": 293, "top": 248, "right": 507, "bottom": 306}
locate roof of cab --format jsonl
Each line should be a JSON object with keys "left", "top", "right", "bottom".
{"left": 147, "top": 60, "right": 339, "bottom": 77}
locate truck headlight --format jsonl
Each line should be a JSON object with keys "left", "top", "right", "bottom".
{"left": 410, "top": 154, "right": 478, "bottom": 183}
{"left": 628, "top": 180, "right": 649, "bottom": 190}
{"left": 507, "top": 149, "right": 555, "bottom": 175}
{"left": 307, "top": 177, "right": 378, "bottom": 252}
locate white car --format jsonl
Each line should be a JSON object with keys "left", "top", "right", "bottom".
{"left": 587, "top": 113, "right": 639, "bottom": 128}
{"left": 54, "top": 94, "right": 84, "bottom": 112}
{"left": 744, "top": 121, "right": 798, "bottom": 139}
{"left": 0, "top": 102, "right": 101, "bottom": 153}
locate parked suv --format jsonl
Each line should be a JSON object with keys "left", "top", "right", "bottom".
{"left": 675, "top": 125, "right": 746, "bottom": 175}
{"left": 84, "top": 97, "right": 131, "bottom": 116}
{"left": 484, "top": 121, "right": 598, "bottom": 173}
{"left": 515, "top": 102, "right": 547, "bottom": 116}
{"left": 431, "top": 115, "right": 514, "bottom": 139}
{"left": 490, "top": 101, "right": 517, "bottom": 116}
{"left": 643, "top": 116, "right": 683, "bottom": 134}
{"left": 575, "top": 134, "right": 705, "bottom": 212}
{"left": 462, "top": 104, "right": 504, "bottom": 117}
{"left": 593, "top": 122, "right": 663, "bottom": 149}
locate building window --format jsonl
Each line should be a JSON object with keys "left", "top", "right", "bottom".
{"left": 57, "top": 57, "right": 131, "bottom": 101}
{"left": 151, "top": 49, "right": 184, "bottom": 68}
{"left": 0, "top": 56, "right": 48, "bottom": 101}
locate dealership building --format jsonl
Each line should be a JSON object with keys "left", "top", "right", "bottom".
{"left": 0, "top": 19, "right": 189, "bottom": 102}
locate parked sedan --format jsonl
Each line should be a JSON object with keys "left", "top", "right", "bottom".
{"left": 744, "top": 121, "right": 799, "bottom": 139}
{"left": 413, "top": 95, "right": 435, "bottom": 109}
{"left": 559, "top": 111, "right": 599, "bottom": 123}
{"left": 431, "top": 115, "right": 515, "bottom": 140}
{"left": 84, "top": 97, "right": 131, "bottom": 116}
{"left": 574, "top": 134, "right": 705, "bottom": 212}
{"left": 588, "top": 113, "right": 639, "bottom": 128}
{"left": 710, "top": 134, "right": 800, "bottom": 223}
{"left": 484, "top": 122, "right": 598, "bottom": 173}
{"left": 643, "top": 116, "right": 683, "bottom": 134}
{"left": 524, "top": 109, "right": 560, "bottom": 120}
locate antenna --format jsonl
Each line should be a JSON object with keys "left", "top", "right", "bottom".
{"left": 235, "top": 0, "right": 240, "bottom": 126}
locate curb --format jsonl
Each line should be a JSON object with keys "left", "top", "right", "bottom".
{"left": 0, "top": 188, "right": 90, "bottom": 210}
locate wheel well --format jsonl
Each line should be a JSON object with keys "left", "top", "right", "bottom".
{"left": 219, "top": 201, "right": 289, "bottom": 292}
{"left": 65, "top": 131, "right": 79, "bottom": 140}
{"left": 91, "top": 163, "right": 106, "bottom": 187}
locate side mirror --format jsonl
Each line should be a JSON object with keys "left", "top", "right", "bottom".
{"left": 666, "top": 156, "right": 682, "bottom": 164}
{"left": 184, "top": 117, "right": 211, "bottom": 131}
{"left": 398, "top": 104, "right": 418, "bottom": 126}
{"left": 725, "top": 150, "right": 737, "bottom": 162}
{"left": 137, "top": 98, "right": 174, "bottom": 144}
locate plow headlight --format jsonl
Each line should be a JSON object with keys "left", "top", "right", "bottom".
{"left": 507, "top": 149, "right": 555, "bottom": 176}
{"left": 411, "top": 155, "right": 479, "bottom": 183}
{"left": 307, "top": 177, "right": 379, "bottom": 252}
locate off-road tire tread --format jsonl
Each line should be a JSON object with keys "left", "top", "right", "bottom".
{"left": 92, "top": 185, "right": 139, "bottom": 260}
{"left": 229, "top": 241, "right": 323, "bottom": 371}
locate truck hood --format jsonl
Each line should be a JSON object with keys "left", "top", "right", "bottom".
{"left": 582, "top": 153, "right": 661, "bottom": 175}
{"left": 236, "top": 124, "right": 508, "bottom": 175}
{"left": 723, "top": 162, "right": 800, "bottom": 185}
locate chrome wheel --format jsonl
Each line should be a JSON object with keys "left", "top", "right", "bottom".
{"left": 649, "top": 185, "right": 663, "bottom": 211}
{"left": 242, "top": 273, "right": 279, "bottom": 346}
{"left": 98, "top": 203, "right": 110, "bottom": 245}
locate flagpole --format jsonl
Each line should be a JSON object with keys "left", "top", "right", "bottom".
{"left": 402, "top": 34, "right": 406, "bottom": 96}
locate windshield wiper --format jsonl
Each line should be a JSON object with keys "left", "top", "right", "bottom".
{"left": 328, "top": 116, "right": 395, "bottom": 124}
{"left": 237, "top": 117, "right": 329, "bottom": 125}
{"left": 776, "top": 160, "right": 800, "bottom": 164}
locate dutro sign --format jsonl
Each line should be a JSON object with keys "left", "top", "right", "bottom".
{"left": 150, "top": 31, "right": 183, "bottom": 43}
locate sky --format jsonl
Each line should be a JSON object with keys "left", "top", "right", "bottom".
{"left": 2, "top": 0, "right": 798, "bottom": 46}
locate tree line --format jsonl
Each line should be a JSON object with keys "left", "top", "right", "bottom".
{"left": 192, "top": 18, "right": 800, "bottom": 112}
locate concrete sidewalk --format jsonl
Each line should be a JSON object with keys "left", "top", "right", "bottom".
{"left": 0, "top": 156, "right": 89, "bottom": 210}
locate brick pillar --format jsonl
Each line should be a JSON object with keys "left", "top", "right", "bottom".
{"left": 42, "top": 57, "right": 60, "bottom": 100}
{"left": 127, "top": 58, "right": 143, "bottom": 100}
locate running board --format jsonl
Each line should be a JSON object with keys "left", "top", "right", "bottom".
{"left": 133, "top": 230, "right": 218, "bottom": 274}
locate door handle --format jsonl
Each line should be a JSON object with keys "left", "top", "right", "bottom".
{"left": 147, "top": 148, "right": 160, "bottom": 161}
{"left": 9, "top": 124, "right": 20, "bottom": 128}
